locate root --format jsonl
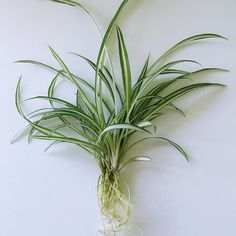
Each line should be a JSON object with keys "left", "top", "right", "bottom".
{"left": 97, "top": 168, "right": 132, "bottom": 235}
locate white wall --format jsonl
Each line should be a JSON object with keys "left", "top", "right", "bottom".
{"left": 0, "top": 0, "right": 236, "bottom": 235}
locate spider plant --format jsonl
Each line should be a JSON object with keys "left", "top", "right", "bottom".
{"left": 14, "top": 0, "right": 227, "bottom": 234}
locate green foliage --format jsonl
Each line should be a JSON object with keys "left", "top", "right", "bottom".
{"left": 15, "top": 33, "right": 226, "bottom": 171}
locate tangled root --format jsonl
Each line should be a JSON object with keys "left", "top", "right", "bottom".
{"left": 97, "top": 169, "right": 132, "bottom": 235}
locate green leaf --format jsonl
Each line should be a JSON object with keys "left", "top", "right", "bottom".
{"left": 160, "top": 69, "right": 189, "bottom": 75}
{"left": 146, "top": 82, "right": 225, "bottom": 120}
{"left": 16, "top": 60, "right": 95, "bottom": 92}
{"left": 15, "top": 77, "right": 24, "bottom": 116}
{"left": 32, "top": 135, "right": 103, "bottom": 153}
{"left": 132, "top": 67, "right": 227, "bottom": 122}
{"left": 48, "top": 47, "right": 77, "bottom": 86}
{"left": 137, "top": 120, "right": 157, "bottom": 133}
{"left": 48, "top": 47, "right": 98, "bottom": 117}
{"left": 15, "top": 95, "right": 67, "bottom": 142}
{"left": 122, "top": 136, "right": 189, "bottom": 162}
{"left": 26, "top": 96, "right": 76, "bottom": 108}
{"left": 27, "top": 120, "right": 64, "bottom": 138}
{"left": 97, "top": 123, "right": 150, "bottom": 143}
{"left": 129, "top": 59, "right": 202, "bottom": 114}
{"left": 44, "top": 141, "right": 62, "bottom": 152}
{"left": 16, "top": 59, "right": 116, "bottom": 115}
{"left": 117, "top": 26, "right": 132, "bottom": 112}
{"left": 146, "top": 59, "right": 202, "bottom": 82}
{"left": 132, "top": 55, "right": 150, "bottom": 101}
{"left": 52, "top": 0, "right": 117, "bottom": 87}
{"left": 29, "top": 107, "right": 101, "bottom": 131}
{"left": 148, "top": 33, "right": 227, "bottom": 73}
{"left": 119, "top": 156, "right": 152, "bottom": 170}
{"left": 95, "top": 0, "right": 128, "bottom": 119}
{"left": 134, "top": 95, "right": 185, "bottom": 120}
{"left": 11, "top": 124, "right": 31, "bottom": 144}
{"left": 156, "top": 137, "right": 189, "bottom": 162}
{"left": 48, "top": 72, "right": 62, "bottom": 100}
{"left": 72, "top": 53, "right": 115, "bottom": 105}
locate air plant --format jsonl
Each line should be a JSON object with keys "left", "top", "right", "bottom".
{"left": 13, "top": 0, "right": 227, "bottom": 235}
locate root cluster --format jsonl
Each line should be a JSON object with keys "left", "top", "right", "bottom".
{"left": 97, "top": 169, "right": 132, "bottom": 235}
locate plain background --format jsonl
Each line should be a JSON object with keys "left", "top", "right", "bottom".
{"left": 0, "top": 0, "right": 236, "bottom": 235}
